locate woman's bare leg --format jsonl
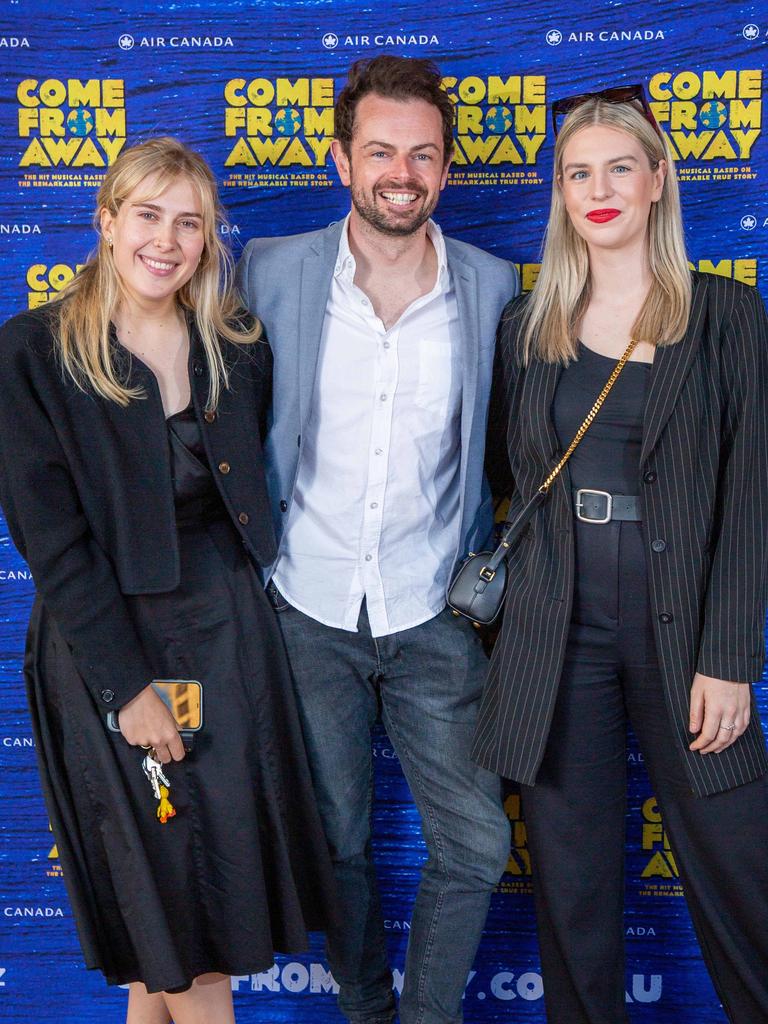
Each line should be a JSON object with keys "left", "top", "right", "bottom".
{"left": 126, "top": 982, "right": 172, "bottom": 1024}
{"left": 161, "top": 973, "right": 235, "bottom": 1024}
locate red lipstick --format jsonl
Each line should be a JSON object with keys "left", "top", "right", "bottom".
{"left": 586, "top": 209, "right": 620, "bottom": 223}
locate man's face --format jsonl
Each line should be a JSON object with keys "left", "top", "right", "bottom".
{"left": 332, "top": 93, "right": 451, "bottom": 237}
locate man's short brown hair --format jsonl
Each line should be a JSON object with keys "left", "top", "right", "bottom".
{"left": 334, "top": 55, "right": 455, "bottom": 163}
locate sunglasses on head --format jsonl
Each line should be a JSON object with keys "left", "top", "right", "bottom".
{"left": 551, "top": 84, "right": 663, "bottom": 140}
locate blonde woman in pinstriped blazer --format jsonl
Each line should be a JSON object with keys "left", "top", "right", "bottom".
{"left": 472, "top": 86, "right": 768, "bottom": 1024}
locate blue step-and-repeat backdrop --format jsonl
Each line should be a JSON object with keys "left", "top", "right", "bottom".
{"left": 0, "top": 1, "right": 767, "bottom": 1021}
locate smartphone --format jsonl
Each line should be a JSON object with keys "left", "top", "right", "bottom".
{"left": 106, "top": 679, "right": 203, "bottom": 734}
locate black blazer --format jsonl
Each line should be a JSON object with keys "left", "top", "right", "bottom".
{"left": 0, "top": 308, "right": 276, "bottom": 713}
{"left": 472, "top": 272, "right": 768, "bottom": 797}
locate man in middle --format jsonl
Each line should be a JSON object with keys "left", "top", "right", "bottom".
{"left": 237, "top": 55, "right": 518, "bottom": 1024}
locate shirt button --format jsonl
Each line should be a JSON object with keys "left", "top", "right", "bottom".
{"left": 659, "top": 612, "right": 674, "bottom": 624}
{"left": 218, "top": 461, "right": 231, "bottom": 474}
{"left": 374, "top": 448, "right": 383, "bottom": 455}
{"left": 370, "top": 502, "right": 378, "bottom": 509}
{"left": 361, "top": 298, "right": 369, "bottom": 306}
{"left": 644, "top": 470, "right": 657, "bottom": 484}
{"left": 651, "top": 539, "right": 667, "bottom": 553}
{"left": 204, "top": 410, "right": 216, "bottom": 423}
{"left": 101, "top": 688, "right": 115, "bottom": 703}
{"left": 383, "top": 341, "right": 391, "bottom": 349}
{"left": 193, "top": 361, "right": 204, "bottom": 377}
{"left": 365, "top": 554, "right": 373, "bottom": 562}
{"left": 279, "top": 499, "right": 288, "bottom": 512}
{"left": 238, "top": 512, "right": 249, "bottom": 525}
{"left": 380, "top": 394, "right": 387, "bottom": 402}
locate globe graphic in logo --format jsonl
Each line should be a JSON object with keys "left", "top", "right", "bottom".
{"left": 67, "top": 109, "right": 94, "bottom": 136}
{"left": 486, "top": 106, "right": 513, "bottom": 135}
{"left": 275, "top": 108, "right": 302, "bottom": 136}
{"left": 698, "top": 100, "right": 727, "bottom": 131}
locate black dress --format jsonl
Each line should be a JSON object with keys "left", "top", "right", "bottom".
{"left": 25, "top": 405, "right": 336, "bottom": 994}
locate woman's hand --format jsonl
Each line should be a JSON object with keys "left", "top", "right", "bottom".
{"left": 117, "top": 684, "right": 186, "bottom": 764}
{"left": 688, "top": 672, "right": 751, "bottom": 754}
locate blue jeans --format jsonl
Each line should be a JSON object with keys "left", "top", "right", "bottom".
{"left": 271, "top": 591, "right": 510, "bottom": 1024}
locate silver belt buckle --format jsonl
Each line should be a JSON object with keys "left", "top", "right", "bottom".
{"left": 575, "top": 488, "right": 613, "bottom": 524}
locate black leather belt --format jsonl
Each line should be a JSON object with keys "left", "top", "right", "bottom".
{"left": 573, "top": 489, "right": 641, "bottom": 523}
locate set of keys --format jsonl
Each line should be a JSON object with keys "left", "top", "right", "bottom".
{"left": 141, "top": 749, "right": 177, "bottom": 824}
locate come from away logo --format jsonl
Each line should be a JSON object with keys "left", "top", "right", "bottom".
{"left": 222, "top": 76, "right": 336, "bottom": 190}
{"left": 497, "top": 791, "right": 533, "bottom": 896}
{"left": 27, "top": 262, "right": 84, "bottom": 308}
{"left": 17, "top": 78, "right": 127, "bottom": 177}
{"left": 443, "top": 74, "right": 547, "bottom": 190}
{"left": 636, "top": 796, "right": 683, "bottom": 897}
{"left": 649, "top": 68, "right": 762, "bottom": 182}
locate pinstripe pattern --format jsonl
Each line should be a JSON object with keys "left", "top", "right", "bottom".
{"left": 472, "top": 271, "right": 768, "bottom": 797}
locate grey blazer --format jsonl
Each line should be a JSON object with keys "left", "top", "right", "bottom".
{"left": 236, "top": 219, "right": 519, "bottom": 577}
{"left": 473, "top": 271, "right": 768, "bottom": 797}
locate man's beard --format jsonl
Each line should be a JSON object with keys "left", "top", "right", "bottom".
{"left": 349, "top": 179, "right": 439, "bottom": 237}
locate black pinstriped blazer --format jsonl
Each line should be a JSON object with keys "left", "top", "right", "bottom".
{"left": 471, "top": 271, "right": 768, "bottom": 797}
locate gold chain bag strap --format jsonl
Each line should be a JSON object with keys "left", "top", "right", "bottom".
{"left": 447, "top": 337, "right": 639, "bottom": 624}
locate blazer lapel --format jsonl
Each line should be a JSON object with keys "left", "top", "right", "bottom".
{"left": 297, "top": 221, "right": 344, "bottom": 430}
{"left": 640, "top": 275, "right": 707, "bottom": 466}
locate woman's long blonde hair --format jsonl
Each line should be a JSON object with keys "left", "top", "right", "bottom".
{"left": 52, "top": 136, "right": 259, "bottom": 408}
{"left": 521, "top": 98, "right": 691, "bottom": 364}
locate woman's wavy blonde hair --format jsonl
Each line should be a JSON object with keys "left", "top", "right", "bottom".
{"left": 520, "top": 97, "right": 691, "bottom": 364}
{"left": 52, "top": 136, "right": 260, "bottom": 408}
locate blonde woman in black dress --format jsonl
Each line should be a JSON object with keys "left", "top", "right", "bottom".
{"left": 0, "top": 137, "right": 335, "bottom": 1024}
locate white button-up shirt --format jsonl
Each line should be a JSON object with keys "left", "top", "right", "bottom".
{"left": 273, "top": 217, "right": 462, "bottom": 637}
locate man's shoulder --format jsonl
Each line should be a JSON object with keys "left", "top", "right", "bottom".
{"left": 240, "top": 221, "right": 344, "bottom": 265}
{"left": 443, "top": 234, "right": 517, "bottom": 287}
{"left": 443, "top": 234, "right": 506, "bottom": 267}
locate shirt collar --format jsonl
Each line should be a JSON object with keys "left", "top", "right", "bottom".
{"left": 335, "top": 213, "right": 448, "bottom": 283}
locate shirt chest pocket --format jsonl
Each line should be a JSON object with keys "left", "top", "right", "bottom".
{"left": 414, "top": 338, "right": 458, "bottom": 418}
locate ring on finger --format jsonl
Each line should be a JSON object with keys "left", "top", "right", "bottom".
{"left": 719, "top": 722, "right": 737, "bottom": 732}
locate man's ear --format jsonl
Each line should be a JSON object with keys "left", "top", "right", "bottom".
{"left": 331, "top": 139, "right": 352, "bottom": 187}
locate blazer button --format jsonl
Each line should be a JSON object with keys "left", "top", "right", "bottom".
{"left": 651, "top": 539, "right": 667, "bottom": 553}
{"left": 218, "top": 461, "right": 231, "bottom": 474}
{"left": 644, "top": 470, "right": 657, "bottom": 484}
{"left": 658, "top": 612, "right": 673, "bottom": 624}
{"left": 204, "top": 410, "right": 216, "bottom": 423}
{"left": 238, "top": 512, "right": 249, "bottom": 525}
{"left": 193, "top": 361, "right": 204, "bottom": 377}
{"left": 279, "top": 499, "right": 288, "bottom": 512}
{"left": 101, "top": 688, "right": 115, "bottom": 703}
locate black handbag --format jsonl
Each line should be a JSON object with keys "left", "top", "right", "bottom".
{"left": 447, "top": 336, "right": 639, "bottom": 624}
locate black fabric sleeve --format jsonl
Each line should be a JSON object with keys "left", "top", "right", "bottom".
{"left": 697, "top": 284, "right": 768, "bottom": 682}
{"left": 0, "top": 318, "right": 155, "bottom": 710}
